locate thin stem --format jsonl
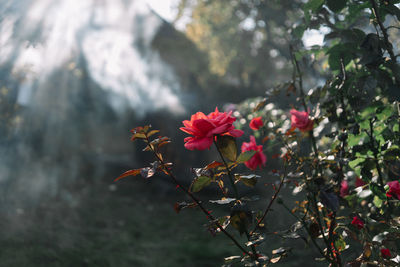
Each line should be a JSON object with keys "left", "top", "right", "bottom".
{"left": 368, "top": 119, "right": 385, "bottom": 188}
{"left": 213, "top": 140, "right": 240, "bottom": 199}
{"left": 250, "top": 164, "right": 287, "bottom": 235}
{"left": 145, "top": 136, "right": 251, "bottom": 257}
{"left": 369, "top": 0, "right": 396, "bottom": 62}
{"left": 290, "top": 45, "right": 340, "bottom": 266}
{"left": 212, "top": 139, "right": 259, "bottom": 258}
{"left": 309, "top": 192, "right": 337, "bottom": 266}
{"left": 281, "top": 202, "right": 331, "bottom": 263}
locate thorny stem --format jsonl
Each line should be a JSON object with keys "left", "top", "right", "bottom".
{"left": 369, "top": 0, "right": 400, "bottom": 86}
{"left": 290, "top": 45, "right": 341, "bottom": 266}
{"left": 213, "top": 139, "right": 258, "bottom": 258}
{"left": 213, "top": 140, "right": 240, "bottom": 199}
{"left": 281, "top": 202, "right": 331, "bottom": 263}
{"left": 144, "top": 135, "right": 251, "bottom": 257}
{"left": 369, "top": 0, "right": 396, "bottom": 62}
{"left": 250, "top": 164, "right": 287, "bottom": 235}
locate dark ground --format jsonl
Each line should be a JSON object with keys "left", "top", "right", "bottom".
{"left": 0, "top": 171, "right": 327, "bottom": 267}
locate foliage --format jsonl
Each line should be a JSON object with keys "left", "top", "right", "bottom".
{"left": 117, "top": 0, "right": 400, "bottom": 266}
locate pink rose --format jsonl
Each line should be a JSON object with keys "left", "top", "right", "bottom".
{"left": 351, "top": 216, "right": 364, "bottom": 229}
{"left": 249, "top": 117, "right": 263, "bottom": 130}
{"left": 290, "top": 109, "right": 314, "bottom": 132}
{"left": 340, "top": 180, "right": 349, "bottom": 197}
{"left": 241, "top": 136, "right": 267, "bottom": 170}
{"left": 386, "top": 180, "right": 400, "bottom": 199}
{"left": 381, "top": 248, "right": 391, "bottom": 258}
{"left": 180, "top": 107, "right": 244, "bottom": 150}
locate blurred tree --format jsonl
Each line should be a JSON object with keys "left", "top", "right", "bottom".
{"left": 175, "top": 0, "right": 304, "bottom": 95}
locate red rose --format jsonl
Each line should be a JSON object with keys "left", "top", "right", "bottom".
{"left": 340, "top": 180, "right": 349, "bottom": 197}
{"left": 290, "top": 109, "right": 314, "bottom": 132}
{"left": 241, "top": 136, "right": 267, "bottom": 170}
{"left": 355, "top": 177, "right": 367, "bottom": 188}
{"left": 386, "top": 180, "right": 400, "bottom": 199}
{"left": 180, "top": 107, "right": 244, "bottom": 150}
{"left": 351, "top": 216, "right": 364, "bottom": 229}
{"left": 249, "top": 117, "right": 263, "bottom": 130}
{"left": 381, "top": 248, "right": 391, "bottom": 259}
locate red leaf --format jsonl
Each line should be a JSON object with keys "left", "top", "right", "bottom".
{"left": 114, "top": 169, "right": 141, "bottom": 181}
{"left": 206, "top": 161, "right": 223, "bottom": 170}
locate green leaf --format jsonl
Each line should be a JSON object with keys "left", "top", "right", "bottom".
{"left": 235, "top": 174, "right": 259, "bottom": 187}
{"left": 216, "top": 135, "right": 238, "bottom": 162}
{"left": 369, "top": 183, "right": 387, "bottom": 200}
{"left": 191, "top": 176, "right": 212, "bottom": 192}
{"left": 376, "top": 106, "right": 393, "bottom": 121}
{"left": 304, "top": 0, "right": 324, "bottom": 12}
{"left": 349, "top": 157, "right": 365, "bottom": 169}
{"left": 327, "top": 0, "right": 346, "bottom": 12}
{"left": 348, "top": 132, "right": 367, "bottom": 147}
{"left": 236, "top": 151, "right": 256, "bottom": 163}
{"left": 384, "top": 147, "right": 400, "bottom": 161}
{"left": 373, "top": 195, "right": 383, "bottom": 208}
{"left": 334, "top": 236, "right": 347, "bottom": 252}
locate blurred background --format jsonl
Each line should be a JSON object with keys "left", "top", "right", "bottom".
{"left": 0, "top": 0, "right": 327, "bottom": 266}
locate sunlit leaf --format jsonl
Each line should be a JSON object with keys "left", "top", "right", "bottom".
{"left": 191, "top": 176, "right": 212, "bottom": 192}
{"left": 147, "top": 129, "right": 160, "bottom": 137}
{"left": 205, "top": 161, "right": 223, "bottom": 170}
{"left": 209, "top": 198, "right": 236, "bottom": 205}
{"left": 216, "top": 135, "right": 237, "bottom": 161}
{"left": 349, "top": 157, "right": 365, "bottom": 169}
{"left": 373, "top": 195, "right": 383, "bottom": 208}
{"left": 131, "top": 132, "right": 146, "bottom": 141}
{"left": 245, "top": 235, "right": 265, "bottom": 246}
{"left": 114, "top": 169, "right": 141, "bottom": 181}
{"left": 270, "top": 256, "right": 282, "bottom": 264}
{"left": 140, "top": 167, "right": 155, "bottom": 178}
{"left": 224, "top": 256, "right": 241, "bottom": 262}
{"left": 234, "top": 174, "right": 259, "bottom": 187}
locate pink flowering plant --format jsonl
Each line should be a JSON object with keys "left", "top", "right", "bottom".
{"left": 115, "top": 0, "right": 400, "bottom": 266}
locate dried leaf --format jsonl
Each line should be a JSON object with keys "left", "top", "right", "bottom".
{"left": 224, "top": 256, "right": 241, "bottom": 262}
{"left": 270, "top": 256, "right": 281, "bottom": 264}
{"left": 205, "top": 161, "right": 223, "bottom": 170}
{"left": 147, "top": 130, "right": 160, "bottom": 137}
{"left": 114, "top": 169, "right": 141, "bottom": 181}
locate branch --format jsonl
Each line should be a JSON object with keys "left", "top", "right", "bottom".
{"left": 250, "top": 164, "right": 287, "bottom": 235}
{"left": 145, "top": 135, "right": 251, "bottom": 257}
{"left": 369, "top": 0, "right": 397, "bottom": 62}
